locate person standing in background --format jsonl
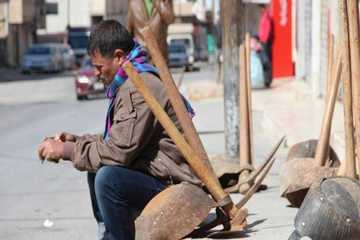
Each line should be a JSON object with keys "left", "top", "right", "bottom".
{"left": 258, "top": 3, "right": 273, "bottom": 87}
{"left": 127, "top": 0, "right": 175, "bottom": 62}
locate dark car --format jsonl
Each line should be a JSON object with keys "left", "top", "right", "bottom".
{"left": 74, "top": 56, "right": 105, "bottom": 100}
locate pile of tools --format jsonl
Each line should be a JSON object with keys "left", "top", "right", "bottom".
{"left": 123, "top": 27, "right": 284, "bottom": 239}
{"left": 282, "top": 0, "right": 360, "bottom": 239}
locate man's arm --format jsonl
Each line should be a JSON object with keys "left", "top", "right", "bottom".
{"left": 70, "top": 91, "right": 158, "bottom": 171}
{"left": 69, "top": 76, "right": 165, "bottom": 172}
{"left": 37, "top": 75, "right": 166, "bottom": 172}
{"left": 37, "top": 133, "right": 99, "bottom": 164}
{"left": 37, "top": 100, "right": 151, "bottom": 171}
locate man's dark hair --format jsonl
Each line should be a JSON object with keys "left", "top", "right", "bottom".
{"left": 87, "top": 20, "right": 135, "bottom": 58}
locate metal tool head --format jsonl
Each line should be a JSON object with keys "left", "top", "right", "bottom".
{"left": 282, "top": 139, "right": 340, "bottom": 207}
{"left": 225, "top": 136, "right": 285, "bottom": 193}
{"left": 280, "top": 157, "right": 338, "bottom": 207}
{"left": 135, "top": 182, "right": 215, "bottom": 240}
{"left": 287, "top": 139, "right": 340, "bottom": 166}
{"left": 289, "top": 177, "right": 360, "bottom": 240}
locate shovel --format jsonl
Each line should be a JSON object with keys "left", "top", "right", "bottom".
{"left": 237, "top": 36, "right": 253, "bottom": 193}
{"left": 135, "top": 182, "right": 215, "bottom": 240}
{"left": 280, "top": 43, "right": 343, "bottom": 207}
{"left": 140, "top": 26, "right": 221, "bottom": 197}
{"left": 226, "top": 33, "right": 268, "bottom": 194}
{"left": 123, "top": 62, "right": 284, "bottom": 239}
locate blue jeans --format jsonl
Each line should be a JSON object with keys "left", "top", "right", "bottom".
{"left": 87, "top": 166, "right": 166, "bottom": 240}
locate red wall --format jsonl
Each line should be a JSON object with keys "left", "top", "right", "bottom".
{"left": 272, "top": 0, "right": 294, "bottom": 78}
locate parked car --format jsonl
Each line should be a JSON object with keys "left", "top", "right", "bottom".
{"left": 21, "top": 44, "right": 63, "bottom": 74}
{"left": 75, "top": 56, "right": 105, "bottom": 100}
{"left": 57, "top": 44, "right": 76, "bottom": 70}
{"left": 168, "top": 43, "right": 193, "bottom": 71}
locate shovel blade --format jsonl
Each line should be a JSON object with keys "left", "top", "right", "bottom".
{"left": 135, "top": 182, "right": 215, "bottom": 240}
{"left": 280, "top": 157, "right": 337, "bottom": 207}
{"left": 287, "top": 139, "right": 340, "bottom": 166}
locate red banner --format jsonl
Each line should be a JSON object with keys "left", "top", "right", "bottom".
{"left": 272, "top": 0, "right": 294, "bottom": 78}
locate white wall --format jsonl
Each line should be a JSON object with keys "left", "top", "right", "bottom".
{"left": 0, "top": 2, "right": 9, "bottom": 38}
{"left": 42, "top": 0, "right": 92, "bottom": 34}
{"left": 311, "top": 0, "right": 328, "bottom": 98}
{"left": 91, "top": 0, "right": 105, "bottom": 16}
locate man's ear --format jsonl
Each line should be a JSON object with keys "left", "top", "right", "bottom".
{"left": 114, "top": 49, "right": 125, "bottom": 66}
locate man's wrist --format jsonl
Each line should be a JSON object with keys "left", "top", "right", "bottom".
{"left": 63, "top": 142, "right": 75, "bottom": 161}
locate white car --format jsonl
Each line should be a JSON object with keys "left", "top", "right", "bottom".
{"left": 58, "top": 44, "right": 76, "bottom": 70}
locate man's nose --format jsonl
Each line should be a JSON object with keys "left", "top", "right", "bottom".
{"left": 94, "top": 68, "right": 101, "bottom": 77}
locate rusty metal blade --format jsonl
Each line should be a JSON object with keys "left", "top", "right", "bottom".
{"left": 280, "top": 157, "right": 338, "bottom": 207}
{"left": 135, "top": 182, "right": 215, "bottom": 240}
{"left": 235, "top": 136, "right": 285, "bottom": 209}
{"left": 225, "top": 136, "right": 285, "bottom": 193}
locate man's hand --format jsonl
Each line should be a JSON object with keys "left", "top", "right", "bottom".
{"left": 54, "top": 132, "right": 78, "bottom": 142}
{"left": 38, "top": 139, "right": 65, "bottom": 163}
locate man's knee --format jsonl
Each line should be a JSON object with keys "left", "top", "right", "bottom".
{"left": 94, "top": 166, "right": 127, "bottom": 197}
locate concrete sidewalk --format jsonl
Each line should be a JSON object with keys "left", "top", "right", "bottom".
{"left": 188, "top": 97, "right": 296, "bottom": 240}
{"left": 184, "top": 77, "right": 346, "bottom": 161}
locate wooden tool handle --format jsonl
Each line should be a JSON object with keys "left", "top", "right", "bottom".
{"left": 140, "top": 26, "right": 229, "bottom": 202}
{"left": 239, "top": 44, "right": 251, "bottom": 169}
{"left": 325, "top": 34, "right": 334, "bottom": 103}
{"left": 347, "top": 0, "right": 360, "bottom": 179}
{"left": 245, "top": 33, "right": 253, "bottom": 166}
{"left": 123, "top": 62, "right": 230, "bottom": 205}
{"left": 315, "top": 47, "right": 342, "bottom": 167}
{"left": 338, "top": 0, "right": 356, "bottom": 177}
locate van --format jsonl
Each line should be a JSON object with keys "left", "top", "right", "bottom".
{"left": 167, "top": 23, "right": 195, "bottom": 70}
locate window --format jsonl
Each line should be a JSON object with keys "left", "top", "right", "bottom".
{"left": 46, "top": 2, "right": 58, "bottom": 15}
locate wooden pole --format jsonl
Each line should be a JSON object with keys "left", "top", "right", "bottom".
{"left": 338, "top": 0, "right": 356, "bottom": 177}
{"left": 221, "top": 0, "right": 244, "bottom": 162}
{"left": 245, "top": 32, "right": 253, "bottom": 166}
{"left": 239, "top": 44, "right": 251, "bottom": 170}
{"left": 314, "top": 46, "right": 342, "bottom": 167}
{"left": 326, "top": 34, "right": 334, "bottom": 103}
{"left": 347, "top": 0, "right": 360, "bottom": 179}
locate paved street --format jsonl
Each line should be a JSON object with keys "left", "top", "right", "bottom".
{"left": 0, "top": 71, "right": 105, "bottom": 239}
{"left": 0, "top": 66, "right": 297, "bottom": 240}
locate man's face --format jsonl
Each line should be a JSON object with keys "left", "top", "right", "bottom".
{"left": 90, "top": 50, "right": 125, "bottom": 86}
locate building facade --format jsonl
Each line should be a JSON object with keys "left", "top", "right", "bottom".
{"left": 37, "top": 0, "right": 105, "bottom": 43}
{"left": 0, "top": 0, "right": 45, "bottom": 67}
